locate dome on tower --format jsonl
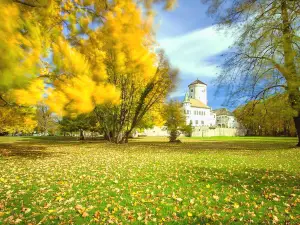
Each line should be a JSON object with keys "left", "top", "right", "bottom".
{"left": 188, "top": 79, "right": 206, "bottom": 86}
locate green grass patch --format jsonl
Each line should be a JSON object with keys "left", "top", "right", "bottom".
{"left": 0, "top": 136, "right": 299, "bottom": 224}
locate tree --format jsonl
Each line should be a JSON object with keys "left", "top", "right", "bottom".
{"left": 94, "top": 50, "right": 178, "bottom": 143}
{"left": 0, "top": 107, "right": 37, "bottom": 135}
{"left": 0, "top": 0, "right": 177, "bottom": 141}
{"left": 203, "top": 0, "right": 300, "bottom": 146}
{"left": 36, "top": 103, "right": 59, "bottom": 135}
{"left": 161, "top": 100, "right": 187, "bottom": 142}
{"left": 0, "top": 0, "right": 175, "bottom": 114}
{"left": 183, "top": 121, "right": 193, "bottom": 137}
{"left": 82, "top": 1, "right": 178, "bottom": 144}
{"left": 59, "top": 113, "right": 98, "bottom": 140}
{"left": 234, "top": 94, "right": 297, "bottom": 136}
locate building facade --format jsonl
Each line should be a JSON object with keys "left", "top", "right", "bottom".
{"left": 214, "top": 108, "right": 238, "bottom": 128}
{"left": 183, "top": 79, "right": 216, "bottom": 127}
{"left": 142, "top": 79, "right": 244, "bottom": 137}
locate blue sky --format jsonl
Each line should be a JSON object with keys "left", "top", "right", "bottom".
{"left": 154, "top": 0, "right": 234, "bottom": 109}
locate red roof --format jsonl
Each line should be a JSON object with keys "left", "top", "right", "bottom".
{"left": 188, "top": 79, "right": 206, "bottom": 86}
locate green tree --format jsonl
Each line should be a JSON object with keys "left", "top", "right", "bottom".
{"left": 36, "top": 103, "right": 59, "bottom": 135}
{"left": 234, "top": 94, "right": 296, "bottom": 136}
{"left": 203, "top": 0, "right": 300, "bottom": 146}
{"left": 183, "top": 121, "right": 193, "bottom": 137}
{"left": 162, "top": 100, "right": 187, "bottom": 142}
{"left": 59, "top": 113, "right": 97, "bottom": 140}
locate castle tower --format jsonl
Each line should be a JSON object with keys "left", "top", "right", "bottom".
{"left": 188, "top": 79, "right": 207, "bottom": 105}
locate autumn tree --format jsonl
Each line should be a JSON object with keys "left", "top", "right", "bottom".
{"left": 0, "top": 0, "right": 175, "bottom": 117}
{"left": 36, "top": 103, "right": 59, "bottom": 135}
{"left": 0, "top": 107, "right": 36, "bottom": 135}
{"left": 59, "top": 113, "right": 98, "bottom": 140}
{"left": 234, "top": 94, "right": 297, "bottom": 136}
{"left": 203, "top": 0, "right": 300, "bottom": 146}
{"left": 162, "top": 100, "right": 187, "bottom": 142}
{"left": 93, "top": 48, "right": 178, "bottom": 143}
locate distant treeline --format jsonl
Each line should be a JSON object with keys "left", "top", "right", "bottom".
{"left": 234, "top": 94, "right": 297, "bottom": 137}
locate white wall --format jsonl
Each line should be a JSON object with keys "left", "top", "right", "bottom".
{"left": 183, "top": 105, "right": 216, "bottom": 127}
{"left": 192, "top": 127, "right": 246, "bottom": 137}
{"left": 216, "top": 115, "right": 238, "bottom": 128}
{"left": 142, "top": 127, "right": 246, "bottom": 137}
{"left": 189, "top": 84, "right": 207, "bottom": 105}
{"left": 143, "top": 126, "right": 169, "bottom": 137}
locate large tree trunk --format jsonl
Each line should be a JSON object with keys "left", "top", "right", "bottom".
{"left": 294, "top": 116, "right": 300, "bottom": 147}
{"left": 281, "top": 0, "right": 300, "bottom": 146}
{"left": 79, "top": 129, "right": 84, "bottom": 140}
{"left": 124, "top": 132, "right": 130, "bottom": 143}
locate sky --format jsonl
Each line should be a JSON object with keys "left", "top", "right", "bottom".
{"left": 154, "top": 0, "right": 235, "bottom": 109}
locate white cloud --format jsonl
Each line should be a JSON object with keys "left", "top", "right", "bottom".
{"left": 158, "top": 25, "right": 235, "bottom": 78}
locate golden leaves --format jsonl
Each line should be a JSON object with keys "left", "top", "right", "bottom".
{"left": 47, "top": 75, "right": 120, "bottom": 115}
{"left": 0, "top": 1, "right": 42, "bottom": 92}
{"left": 100, "top": 0, "right": 157, "bottom": 82}
{"left": 0, "top": 0, "right": 165, "bottom": 119}
{"left": 52, "top": 38, "right": 90, "bottom": 77}
{"left": 13, "top": 79, "right": 44, "bottom": 106}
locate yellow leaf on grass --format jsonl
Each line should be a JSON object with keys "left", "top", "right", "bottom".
{"left": 82, "top": 212, "right": 89, "bottom": 217}
{"left": 234, "top": 203, "right": 240, "bottom": 209}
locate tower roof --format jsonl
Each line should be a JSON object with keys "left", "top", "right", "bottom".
{"left": 188, "top": 79, "right": 206, "bottom": 86}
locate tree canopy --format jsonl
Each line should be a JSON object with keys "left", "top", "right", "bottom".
{"left": 203, "top": 0, "right": 300, "bottom": 145}
{"left": 0, "top": 0, "right": 178, "bottom": 142}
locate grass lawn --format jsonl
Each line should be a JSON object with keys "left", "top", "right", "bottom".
{"left": 0, "top": 136, "right": 299, "bottom": 224}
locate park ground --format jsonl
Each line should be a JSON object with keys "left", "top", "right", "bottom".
{"left": 0, "top": 136, "right": 299, "bottom": 224}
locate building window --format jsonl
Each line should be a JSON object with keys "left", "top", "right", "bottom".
{"left": 196, "top": 120, "right": 198, "bottom": 124}
{"left": 201, "top": 121, "right": 204, "bottom": 125}
{"left": 191, "top": 89, "right": 193, "bottom": 92}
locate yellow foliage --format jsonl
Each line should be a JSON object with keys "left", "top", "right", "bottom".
{"left": 47, "top": 75, "right": 120, "bottom": 115}
{"left": 13, "top": 79, "right": 44, "bottom": 106}
{"left": 0, "top": 0, "right": 165, "bottom": 117}
{"left": 52, "top": 38, "right": 90, "bottom": 77}
{"left": 0, "top": 2, "right": 43, "bottom": 92}
{"left": 0, "top": 107, "right": 37, "bottom": 133}
{"left": 99, "top": 0, "right": 157, "bottom": 82}
{"left": 150, "top": 105, "right": 166, "bottom": 127}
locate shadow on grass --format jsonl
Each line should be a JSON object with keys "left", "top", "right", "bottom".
{"left": 6, "top": 136, "right": 107, "bottom": 146}
{"left": 124, "top": 140, "right": 297, "bottom": 151}
{"left": 0, "top": 136, "right": 107, "bottom": 159}
{"left": 0, "top": 143, "right": 59, "bottom": 159}
{"left": 191, "top": 166, "right": 300, "bottom": 196}
{"left": 0, "top": 136, "right": 297, "bottom": 160}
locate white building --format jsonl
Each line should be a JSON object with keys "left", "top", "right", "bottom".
{"left": 142, "top": 79, "right": 245, "bottom": 137}
{"left": 183, "top": 79, "right": 216, "bottom": 127}
{"left": 214, "top": 108, "right": 238, "bottom": 128}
